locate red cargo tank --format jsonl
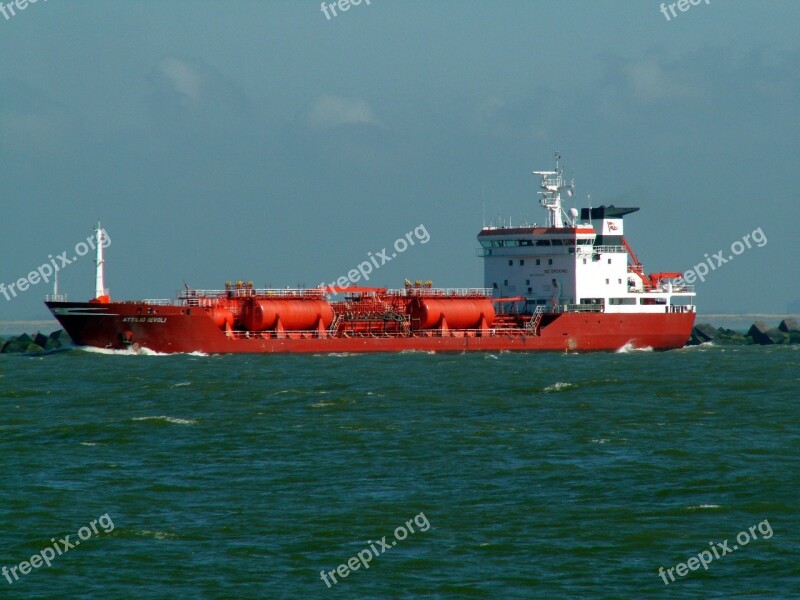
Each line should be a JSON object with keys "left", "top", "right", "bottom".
{"left": 410, "top": 298, "right": 496, "bottom": 330}
{"left": 241, "top": 299, "right": 334, "bottom": 331}
{"left": 208, "top": 308, "right": 234, "bottom": 330}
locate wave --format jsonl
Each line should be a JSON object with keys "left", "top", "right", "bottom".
{"left": 676, "top": 341, "right": 714, "bottom": 351}
{"left": 544, "top": 381, "right": 574, "bottom": 392}
{"left": 78, "top": 346, "right": 210, "bottom": 357}
{"left": 615, "top": 342, "right": 654, "bottom": 353}
{"left": 132, "top": 416, "right": 197, "bottom": 425}
{"left": 78, "top": 346, "right": 171, "bottom": 356}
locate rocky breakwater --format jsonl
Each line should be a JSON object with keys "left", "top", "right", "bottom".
{"left": 688, "top": 318, "right": 800, "bottom": 346}
{"left": 1, "top": 330, "right": 73, "bottom": 354}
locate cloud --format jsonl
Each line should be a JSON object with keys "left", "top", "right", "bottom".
{"left": 147, "top": 56, "right": 253, "bottom": 137}
{"left": 155, "top": 57, "right": 202, "bottom": 105}
{"left": 307, "top": 95, "right": 379, "bottom": 130}
{"left": 624, "top": 60, "right": 702, "bottom": 103}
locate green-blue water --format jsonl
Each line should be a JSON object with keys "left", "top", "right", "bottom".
{"left": 1, "top": 345, "right": 798, "bottom": 598}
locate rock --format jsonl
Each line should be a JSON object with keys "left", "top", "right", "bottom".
{"left": 790, "top": 332, "right": 800, "bottom": 345}
{"left": 767, "top": 328, "right": 787, "bottom": 344}
{"left": 47, "top": 329, "right": 72, "bottom": 349}
{"left": 715, "top": 327, "right": 749, "bottom": 345}
{"left": 15, "top": 333, "right": 33, "bottom": 345}
{"left": 747, "top": 321, "right": 785, "bottom": 345}
{"left": 688, "top": 323, "right": 718, "bottom": 345}
{"left": 2, "top": 338, "right": 32, "bottom": 353}
{"left": 779, "top": 318, "right": 800, "bottom": 334}
{"left": 1, "top": 331, "right": 70, "bottom": 354}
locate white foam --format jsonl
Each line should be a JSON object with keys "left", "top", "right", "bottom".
{"left": 678, "top": 341, "right": 714, "bottom": 351}
{"left": 544, "top": 381, "right": 574, "bottom": 392}
{"left": 78, "top": 346, "right": 141, "bottom": 356}
{"left": 78, "top": 346, "right": 210, "bottom": 357}
{"left": 132, "top": 415, "right": 197, "bottom": 425}
{"left": 616, "top": 342, "right": 654, "bottom": 353}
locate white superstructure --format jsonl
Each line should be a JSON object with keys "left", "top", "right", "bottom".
{"left": 477, "top": 155, "right": 695, "bottom": 315}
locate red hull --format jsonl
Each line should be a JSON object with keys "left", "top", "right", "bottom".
{"left": 47, "top": 301, "right": 695, "bottom": 354}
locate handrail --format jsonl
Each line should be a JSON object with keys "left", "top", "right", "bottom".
{"left": 181, "top": 288, "right": 325, "bottom": 299}
{"left": 387, "top": 288, "right": 494, "bottom": 297}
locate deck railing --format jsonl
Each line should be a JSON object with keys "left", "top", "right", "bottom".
{"left": 388, "top": 288, "right": 493, "bottom": 297}
{"left": 593, "top": 245, "right": 627, "bottom": 253}
{"left": 182, "top": 288, "right": 324, "bottom": 299}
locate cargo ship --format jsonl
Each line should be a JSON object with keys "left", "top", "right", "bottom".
{"left": 45, "top": 156, "right": 696, "bottom": 353}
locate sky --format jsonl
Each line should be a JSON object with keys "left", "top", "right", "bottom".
{"left": 1, "top": 0, "right": 799, "bottom": 320}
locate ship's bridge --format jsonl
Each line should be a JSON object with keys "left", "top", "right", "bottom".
{"left": 476, "top": 154, "right": 695, "bottom": 316}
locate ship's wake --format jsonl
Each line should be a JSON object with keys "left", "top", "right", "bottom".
{"left": 76, "top": 346, "right": 208, "bottom": 357}
{"left": 615, "top": 342, "right": 654, "bottom": 353}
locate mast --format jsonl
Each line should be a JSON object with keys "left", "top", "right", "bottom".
{"left": 95, "top": 222, "right": 107, "bottom": 300}
{"left": 532, "top": 151, "right": 575, "bottom": 228}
